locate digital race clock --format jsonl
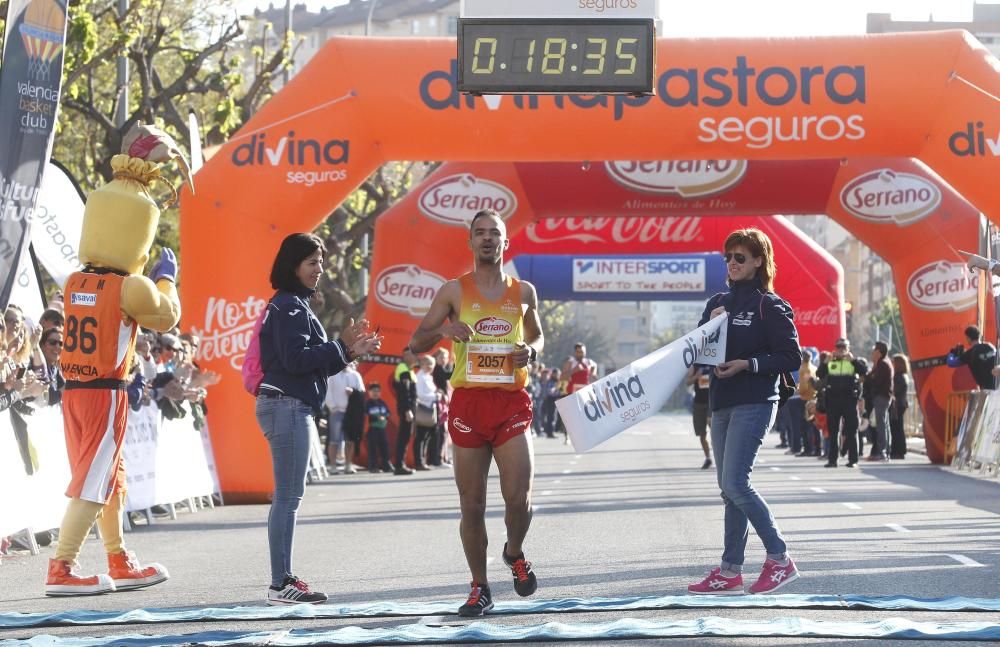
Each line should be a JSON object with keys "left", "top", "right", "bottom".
{"left": 458, "top": 18, "right": 655, "bottom": 95}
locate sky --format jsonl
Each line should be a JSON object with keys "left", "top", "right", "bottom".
{"left": 240, "top": 0, "right": 999, "bottom": 37}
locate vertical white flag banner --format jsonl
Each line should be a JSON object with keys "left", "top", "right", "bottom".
{"left": 31, "top": 161, "right": 84, "bottom": 286}
{"left": 557, "top": 314, "right": 728, "bottom": 452}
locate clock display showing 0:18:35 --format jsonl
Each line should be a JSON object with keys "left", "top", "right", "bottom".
{"left": 458, "top": 19, "right": 654, "bottom": 94}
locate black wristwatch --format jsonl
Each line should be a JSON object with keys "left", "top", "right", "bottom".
{"left": 527, "top": 346, "right": 538, "bottom": 364}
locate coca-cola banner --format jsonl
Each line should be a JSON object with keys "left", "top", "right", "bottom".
{"left": 0, "top": 0, "right": 68, "bottom": 310}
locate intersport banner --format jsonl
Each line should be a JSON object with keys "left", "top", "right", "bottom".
{"left": 0, "top": 0, "right": 68, "bottom": 310}
{"left": 557, "top": 315, "right": 727, "bottom": 453}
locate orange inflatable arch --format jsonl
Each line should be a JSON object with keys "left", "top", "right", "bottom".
{"left": 182, "top": 33, "right": 1000, "bottom": 501}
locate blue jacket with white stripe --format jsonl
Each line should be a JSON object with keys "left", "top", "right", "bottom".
{"left": 259, "top": 287, "right": 351, "bottom": 413}
{"left": 699, "top": 278, "right": 801, "bottom": 411}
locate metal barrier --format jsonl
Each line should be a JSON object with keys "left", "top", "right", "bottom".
{"left": 945, "top": 390, "right": 973, "bottom": 464}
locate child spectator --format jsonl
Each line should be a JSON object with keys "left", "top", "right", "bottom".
{"left": 365, "top": 383, "right": 392, "bottom": 473}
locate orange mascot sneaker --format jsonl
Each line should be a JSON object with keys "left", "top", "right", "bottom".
{"left": 45, "top": 559, "right": 115, "bottom": 596}
{"left": 107, "top": 551, "right": 169, "bottom": 591}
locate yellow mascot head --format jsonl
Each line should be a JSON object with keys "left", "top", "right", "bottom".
{"left": 78, "top": 124, "right": 192, "bottom": 275}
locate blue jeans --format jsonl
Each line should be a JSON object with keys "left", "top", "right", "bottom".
{"left": 256, "top": 395, "right": 314, "bottom": 587}
{"left": 327, "top": 410, "right": 345, "bottom": 454}
{"left": 711, "top": 403, "right": 788, "bottom": 570}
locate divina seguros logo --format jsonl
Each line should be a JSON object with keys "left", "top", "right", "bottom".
{"left": 839, "top": 169, "right": 941, "bottom": 226}
{"left": 231, "top": 130, "right": 350, "bottom": 187}
{"left": 604, "top": 160, "right": 747, "bottom": 198}
{"left": 583, "top": 375, "right": 647, "bottom": 422}
{"left": 948, "top": 121, "right": 1000, "bottom": 157}
{"left": 420, "top": 57, "right": 867, "bottom": 147}
{"left": 418, "top": 174, "right": 517, "bottom": 227}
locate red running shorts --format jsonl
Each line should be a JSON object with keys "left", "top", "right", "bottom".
{"left": 448, "top": 388, "right": 532, "bottom": 449}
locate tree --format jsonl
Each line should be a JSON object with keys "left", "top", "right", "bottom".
{"left": 310, "top": 161, "right": 438, "bottom": 334}
{"left": 536, "top": 300, "right": 611, "bottom": 373}
{"left": 870, "top": 295, "right": 908, "bottom": 356}
{"left": 0, "top": 0, "right": 434, "bottom": 320}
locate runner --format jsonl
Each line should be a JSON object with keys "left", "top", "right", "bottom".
{"left": 410, "top": 208, "right": 544, "bottom": 617}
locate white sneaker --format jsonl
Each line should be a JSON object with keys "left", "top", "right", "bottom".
{"left": 267, "top": 576, "right": 328, "bottom": 605}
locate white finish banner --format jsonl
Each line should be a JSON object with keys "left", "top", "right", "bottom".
{"left": 461, "top": 0, "right": 657, "bottom": 19}
{"left": 557, "top": 314, "right": 727, "bottom": 452}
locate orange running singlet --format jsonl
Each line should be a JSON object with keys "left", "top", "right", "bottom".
{"left": 61, "top": 270, "right": 137, "bottom": 383}
{"left": 450, "top": 273, "right": 527, "bottom": 391}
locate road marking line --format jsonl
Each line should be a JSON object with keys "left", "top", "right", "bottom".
{"left": 947, "top": 554, "right": 986, "bottom": 567}
{"left": 810, "top": 487, "right": 827, "bottom": 494}
{"left": 486, "top": 557, "right": 495, "bottom": 565}
{"left": 885, "top": 523, "right": 911, "bottom": 533}
{"left": 532, "top": 505, "right": 542, "bottom": 513}
{"left": 842, "top": 502, "right": 862, "bottom": 510}
{"left": 562, "top": 469, "right": 572, "bottom": 474}
{"left": 631, "top": 431, "right": 652, "bottom": 436}
{"left": 789, "top": 476, "right": 801, "bottom": 481}
{"left": 541, "top": 490, "right": 553, "bottom": 496}
{"left": 575, "top": 455, "right": 582, "bottom": 459}
{"left": 769, "top": 467, "right": 781, "bottom": 471}
{"left": 569, "top": 461, "right": 578, "bottom": 465}
{"left": 419, "top": 616, "right": 447, "bottom": 625}
{"left": 553, "top": 480, "right": 562, "bottom": 485}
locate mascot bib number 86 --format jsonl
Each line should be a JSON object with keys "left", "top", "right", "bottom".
{"left": 45, "top": 125, "right": 191, "bottom": 597}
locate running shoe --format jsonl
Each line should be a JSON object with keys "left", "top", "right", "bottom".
{"left": 267, "top": 576, "right": 328, "bottom": 605}
{"left": 701, "top": 457, "right": 713, "bottom": 470}
{"left": 502, "top": 543, "right": 538, "bottom": 596}
{"left": 687, "top": 567, "right": 744, "bottom": 595}
{"left": 748, "top": 558, "right": 800, "bottom": 594}
{"left": 458, "top": 581, "right": 493, "bottom": 617}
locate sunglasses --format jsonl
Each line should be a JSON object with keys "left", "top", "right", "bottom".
{"left": 724, "top": 253, "right": 749, "bottom": 265}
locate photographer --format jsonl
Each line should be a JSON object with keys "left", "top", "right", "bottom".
{"left": 947, "top": 326, "right": 998, "bottom": 390}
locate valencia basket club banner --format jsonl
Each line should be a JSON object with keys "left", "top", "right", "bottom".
{"left": 557, "top": 315, "right": 728, "bottom": 452}
{"left": 0, "top": 0, "right": 68, "bottom": 310}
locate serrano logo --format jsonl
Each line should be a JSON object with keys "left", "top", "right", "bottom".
{"left": 840, "top": 169, "right": 940, "bottom": 225}
{"left": 605, "top": 160, "right": 747, "bottom": 197}
{"left": 473, "top": 316, "right": 513, "bottom": 337}
{"left": 374, "top": 264, "right": 446, "bottom": 317}
{"left": 906, "top": 261, "right": 978, "bottom": 312}
{"left": 452, "top": 417, "right": 472, "bottom": 433}
{"left": 418, "top": 173, "right": 517, "bottom": 227}
{"left": 583, "top": 375, "right": 646, "bottom": 421}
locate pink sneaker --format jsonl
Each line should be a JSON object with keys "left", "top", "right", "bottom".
{"left": 748, "top": 557, "right": 800, "bottom": 594}
{"left": 687, "top": 567, "right": 744, "bottom": 595}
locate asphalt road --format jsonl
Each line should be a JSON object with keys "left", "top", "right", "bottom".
{"left": 1, "top": 412, "right": 998, "bottom": 646}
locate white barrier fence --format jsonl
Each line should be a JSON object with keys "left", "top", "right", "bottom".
{"left": 953, "top": 389, "right": 1000, "bottom": 477}
{"left": 1, "top": 402, "right": 220, "bottom": 540}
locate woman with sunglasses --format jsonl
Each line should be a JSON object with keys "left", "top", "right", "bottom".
{"left": 688, "top": 227, "right": 802, "bottom": 596}
{"left": 256, "top": 233, "right": 382, "bottom": 605}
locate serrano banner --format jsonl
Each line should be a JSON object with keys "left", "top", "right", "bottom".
{"left": 557, "top": 315, "right": 728, "bottom": 453}
{"left": 181, "top": 34, "right": 1000, "bottom": 499}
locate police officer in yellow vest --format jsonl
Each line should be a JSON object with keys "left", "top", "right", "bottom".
{"left": 816, "top": 338, "right": 867, "bottom": 467}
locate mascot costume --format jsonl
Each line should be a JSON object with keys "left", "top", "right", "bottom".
{"left": 45, "top": 125, "right": 191, "bottom": 596}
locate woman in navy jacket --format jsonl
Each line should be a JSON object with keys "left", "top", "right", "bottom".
{"left": 688, "top": 227, "right": 802, "bottom": 596}
{"left": 256, "top": 233, "right": 381, "bottom": 605}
